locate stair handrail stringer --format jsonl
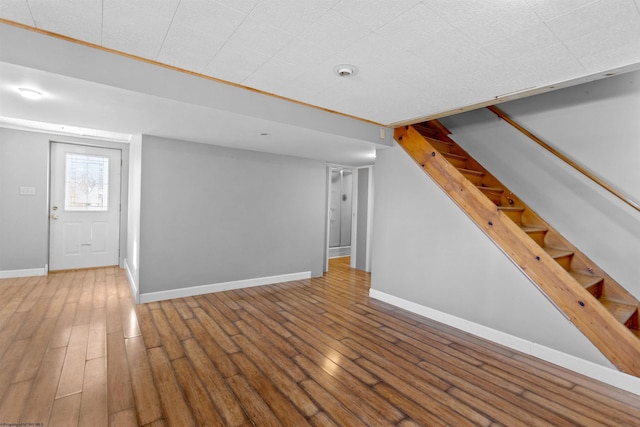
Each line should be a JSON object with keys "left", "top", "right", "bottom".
{"left": 487, "top": 105, "right": 640, "bottom": 214}
{"left": 395, "top": 125, "right": 640, "bottom": 377}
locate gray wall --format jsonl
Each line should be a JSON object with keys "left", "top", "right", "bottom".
{"left": 0, "top": 127, "right": 129, "bottom": 273}
{"left": 441, "top": 71, "right": 640, "bottom": 300}
{"left": 139, "top": 136, "right": 326, "bottom": 294}
{"left": 370, "top": 141, "right": 612, "bottom": 367}
{"left": 0, "top": 128, "right": 49, "bottom": 271}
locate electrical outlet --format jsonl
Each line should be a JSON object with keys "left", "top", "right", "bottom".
{"left": 379, "top": 128, "right": 386, "bottom": 140}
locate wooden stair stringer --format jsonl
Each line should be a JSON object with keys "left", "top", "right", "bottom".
{"left": 394, "top": 125, "right": 640, "bottom": 377}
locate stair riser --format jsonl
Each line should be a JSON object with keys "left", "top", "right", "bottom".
{"left": 444, "top": 156, "right": 467, "bottom": 168}
{"left": 625, "top": 311, "right": 638, "bottom": 330}
{"left": 429, "top": 139, "right": 454, "bottom": 153}
{"left": 460, "top": 171, "right": 484, "bottom": 185}
{"left": 500, "top": 210, "right": 522, "bottom": 225}
{"left": 584, "top": 282, "right": 603, "bottom": 299}
{"left": 553, "top": 254, "right": 573, "bottom": 271}
{"left": 525, "top": 230, "right": 546, "bottom": 247}
{"left": 479, "top": 189, "right": 502, "bottom": 206}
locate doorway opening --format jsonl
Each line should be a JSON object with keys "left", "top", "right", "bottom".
{"left": 328, "top": 168, "right": 353, "bottom": 259}
{"left": 324, "top": 165, "right": 374, "bottom": 273}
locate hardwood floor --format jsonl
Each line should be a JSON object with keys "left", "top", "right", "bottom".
{"left": 1, "top": 257, "right": 640, "bottom": 426}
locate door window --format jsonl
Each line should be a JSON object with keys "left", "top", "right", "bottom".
{"left": 64, "top": 153, "right": 110, "bottom": 211}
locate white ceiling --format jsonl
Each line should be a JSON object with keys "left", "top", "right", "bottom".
{"left": 1, "top": 0, "right": 640, "bottom": 163}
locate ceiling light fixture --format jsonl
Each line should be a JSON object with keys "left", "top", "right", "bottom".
{"left": 334, "top": 64, "right": 358, "bottom": 77}
{"left": 17, "top": 87, "right": 43, "bottom": 100}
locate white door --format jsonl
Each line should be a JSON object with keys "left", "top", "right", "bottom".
{"left": 49, "top": 142, "right": 121, "bottom": 270}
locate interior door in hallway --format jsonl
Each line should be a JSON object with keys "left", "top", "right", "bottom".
{"left": 49, "top": 142, "right": 121, "bottom": 270}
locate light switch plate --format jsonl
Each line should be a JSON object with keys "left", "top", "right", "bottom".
{"left": 19, "top": 186, "right": 36, "bottom": 195}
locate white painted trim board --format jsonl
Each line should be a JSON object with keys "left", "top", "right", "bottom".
{"left": 370, "top": 288, "right": 640, "bottom": 397}
{"left": 139, "top": 271, "right": 311, "bottom": 304}
{"left": 0, "top": 267, "right": 47, "bottom": 278}
{"left": 124, "top": 258, "right": 139, "bottom": 304}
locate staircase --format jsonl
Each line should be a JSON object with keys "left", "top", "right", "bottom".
{"left": 395, "top": 120, "right": 640, "bottom": 376}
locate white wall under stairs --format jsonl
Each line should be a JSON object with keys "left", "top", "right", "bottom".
{"left": 370, "top": 140, "right": 612, "bottom": 363}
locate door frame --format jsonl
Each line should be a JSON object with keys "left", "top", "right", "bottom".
{"left": 47, "top": 138, "right": 129, "bottom": 272}
{"left": 324, "top": 164, "right": 374, "bottom": 272}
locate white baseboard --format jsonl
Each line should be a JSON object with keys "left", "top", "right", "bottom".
{"left": 139, "top": 271, "right": 311, "bottom": 304}
{"left": 123, "top": 259, "right": 139, "bottom": 303}
{"left": 0, "top": 267, "right": 47, "bottom": 279}
{"left": 369, "top": 289, "right": 640, "bottom": 397}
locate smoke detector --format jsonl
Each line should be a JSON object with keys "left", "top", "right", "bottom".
{"left": 334, "top": 64, "right": 358, "bottom": 77}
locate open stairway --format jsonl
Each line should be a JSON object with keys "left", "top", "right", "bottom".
{"left": 395, "top": 120, "right": 640, "bottom": 377}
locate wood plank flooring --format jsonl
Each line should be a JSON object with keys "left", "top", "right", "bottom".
{"left": 1, "top": 257, "right": 640, "bottom": 426}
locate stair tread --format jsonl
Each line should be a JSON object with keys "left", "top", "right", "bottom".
{"left": 570, "top": 271, "right": 604, "bottom": 288}
{"left": 458, "top": 168, "right": 484, "bottom": 176}
{"left": 477, "top": 186, "right": 503, "bottom": 192}
{"left": 498, "top": 206, "right": 524, "bottom": 212}
{"left": 543, "top": 247, "right": 574, "bottom": 258}
{"left": 600, "top": 299, "right": 638, "bottom": 325}
{"left": 442, "top": 152, "right": 467, "bottom": 161}
{"left": 425, "top": 136, "right": 452, "bottom": 146}
{"left": 520, "top": 225, "right": 547, "bottom": 233}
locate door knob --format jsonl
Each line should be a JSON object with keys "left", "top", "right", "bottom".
{"left": 51, "top": 214, "right": 59, "bottom": 220}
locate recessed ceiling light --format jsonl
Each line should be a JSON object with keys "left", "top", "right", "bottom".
{"left": 18, "top": 87, "right": 43, "bottom": 100}
{"left": 334, "top": 64, "right": 358, "bottom": 77}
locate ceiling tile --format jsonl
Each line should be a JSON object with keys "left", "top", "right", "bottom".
{"left": 546, "top": 0, "right": 640, "bottom": 61}
{"left": 483, "top": 25, "right": 562, "bottom": 61}
{"left": 224, "top": 17, "right": 294, "bottom": 58}
{"left": 499, "top": 43, "right": 587, "bottom": 89}
{"left": 201, "top": 42, "right": 270, "bottom": 84}
{"left": 424, "top": 0, "right": 543, "bottom": 46}
{"left": 102, "top": 0, "right": 180, "bottom": 59}
{"left": 0, "top": 1, "right": 34, "bottom": 26}
{"left": 299, "top": 10, "right": 372, "bottom": 51}
{"left": 524, "top": 0, "right": 602, "bottom": 21}
{"left": 333, "top": 0, "right": 420, "bottom": 31}
{"left": 579, "top": 34, "right": 640, "bottom": 72}
{"left": 273, "top": 38, "right": 335, "bottom": 68}
{"left": 157, "top": 0, "right": 245, "bottom": 72}
{"left": 213, "top": 0, "right": 260, "bottom": 14}
{"left": 26, "top": 0, "right": 102, "bottom": 44}
{"left": 375, "top": 3, "right": 455, "bottom": 47}
{"left": 249, "top": 0, "right": 339, "bottom": 35}
{"left": 242, "top": 57, "right": 309, "bottom": 94}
